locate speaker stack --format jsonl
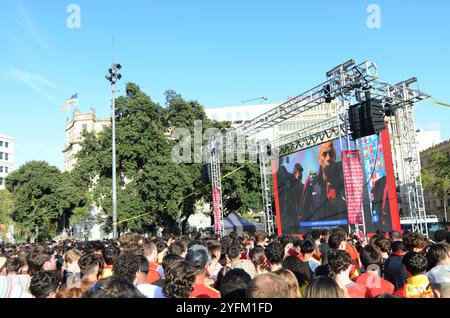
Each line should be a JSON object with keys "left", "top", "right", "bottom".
{"left": 348, "top": 98, "right": 385, "bottom": 139}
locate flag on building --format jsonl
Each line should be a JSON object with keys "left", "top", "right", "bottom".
{"left": 68, "top": 93, "right": 78, "bottom": 104}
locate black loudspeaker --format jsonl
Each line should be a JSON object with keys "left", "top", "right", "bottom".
{"left": 323, "top": 84, "right": 333, "bottom": 103}
{"left": 202, "top": 164, "right": 211, "bottom": 183}
{"left": 349, "top": 98, "right": 385, "bottom": 139}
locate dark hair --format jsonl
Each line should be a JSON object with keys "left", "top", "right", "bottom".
{"left": 30, "top": 271, "right": 61, "bottom": 298}
{"left": 249, "top": 246, "right": 266, "bottom": 270}
{"left": 113, "top": 252, "right": 140, "bottom": 283}
{"left": 303, "top": 233, "right": 313, "bottom": 241}
{"left": 403, "top": 233, "right": 429, "bottom": 252}
{"left": 301, "top": 239, "right": 316, "bottom": 255}
{"left": 391, "top": 241, "right": 406, "bottom": 253}
{"left": 254, "top": 230, "right": 268, "bottom": 244}
{"left": 207, "top": 240, "right": 222, "bottom": 260}
{"left": 280, "top": 235, "right": 295, "bottom": 249}
{"left": 282, "top": 255, "right": 312, "bottom": 286}
{"left": 163, "top": 261, "right": 196, "bottom": 298}
{"left": 246, "top": 273, "right": 290, "bottom": 298}
{"left": 328, "top": 231, "right": 345, "bottom": 250}
{"left": 328, "top": 250, "right": 353, "bottom": 275}
{"left": 156, "top": 241, "right": 168, "bottom": 254}
{"left": 6, "top": 257, "right": 24, "bottom": 273}
{"left": 434, "top": 230, "right": 448, "bottom": 243}
{"left": 359, "top": 245, "right": 382, "bottom": 269}
{"left": 226, "top": 244, "right": 241, "bottom": 260}
{"left": 403, "top": 251, "right": 428, "bottom": 275}
{"left": 161, "top": 253, "right": 184, "bottom": 273}
{"left": 91, "top": 241, "right": 105, "bottom": 253}
{"left": 314, "top": 265, "right": 330, "bottom": 277}
{"left": 304, "top": 276, "right": 344, "bottom": 298}
{"left": 215, "top": 265, "right": 232, "bottom": 292}
{"left": 220, "top": 268, "right": 251, "bottom": 298}
{"left": 168, "top": 240, "right": 187, "bottom": 256}
{"left": 265, "top": 242, "right": 284, "bottom": 265}
{"left": 102, "top": 244, "right": 120, "bottom": 266}
{"left": 78, "top": 253, "right": 104, "bottom": 277}
{"left": 185, "top": 244, "right": 210, "bottom": 272}
{"left": 426, "top": 244, "right": 448, "bottom": 270}
{"left": 374, "top": 239, "right": 391, "bottom": 253}
{"left": 137, "top": 254, "right": 149, "bottom": 274}
{"left": 88, "top": 276, "right": 145, "bottom": 298}
{"left": 27, "top": 246, "right": 53, "bottom": 276}
{"left": 311, "top": 229, "right": 322, "bottom": 240}
{"left": 375, "top": 293, "right": 401, "bottom": 298}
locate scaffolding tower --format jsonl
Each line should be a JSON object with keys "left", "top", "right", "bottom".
{"left": 208, "top": 59, "right": 430, "bottom": 237}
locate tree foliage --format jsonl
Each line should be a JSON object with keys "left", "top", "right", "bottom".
{"left": 5, "top": 161, "right": 86, "bottom": 241}
{"left": 72, "top": 84, "right": 262, "bottom": 235}
{"left": 0, "top": 189, "right": 14, "bottom": 225}
{"left": 422, "top": 151, "right": 450, "bottom": 221}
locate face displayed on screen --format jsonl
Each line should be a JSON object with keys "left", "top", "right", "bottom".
{"left": 318, "top": 141, "right": 336, "bottom": 173}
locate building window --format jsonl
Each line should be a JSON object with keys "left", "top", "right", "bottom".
{"left": 433, "top": 201, "right": 436, "bottom": 208}
{"left": 0, "top": 177, "right": 3, "bottom": 185}
{"left": 5, "top": 153, "right": 8, "bottom": 161}
{"left": 0, "top": 152, "right": 3, "bottom": 160}
{"left": 0, "top": 166, "right": 2, "bottom": 173}
{"left": 5, "top": 142, "right": 8, "bottom": 148}
{"left": 236, "top": 112, "right": 241, "bottom": 120}
{"left": 4, "top": 167, "right": 7, "bottom": 173}
{"left": 82, "top": 124, "right": 88, "bottom": 132}
{"left": 0, "top": 141, "right": 2, "bottom": 147}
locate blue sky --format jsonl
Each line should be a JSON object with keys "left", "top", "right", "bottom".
{"left": 1, "top": 0, "right": 449, "bottom": 170}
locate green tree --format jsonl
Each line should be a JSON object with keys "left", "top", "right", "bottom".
{"left": 73, "top": 84, "right": 263, "bottom": 235}
{"left": 422, "top": 151, "right": 450, "bottom": 223}
{"left": 0, "top": 189, "right": 14, "bottom": 225}
{"left": 5, "top": 161, "right": 86, "bottom": 242}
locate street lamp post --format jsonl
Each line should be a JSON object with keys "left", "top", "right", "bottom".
{"left": 106, "top": 63, "right": 122, "bottom": 239}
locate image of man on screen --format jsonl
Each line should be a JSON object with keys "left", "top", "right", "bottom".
{"left": 280, "top": 163, "right": 305, "bottom": 233}
{"left": 299, "top": 141, "right": 347, "bottom": 224}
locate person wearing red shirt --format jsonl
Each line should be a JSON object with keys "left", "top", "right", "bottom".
{"left": 356, "top": 245, "right": 394, "bottom": 298}
{"left": 329, "top": 229, "right": 361, "bottom": 270}
{"left": 185, "top": 244, "right": 220, "bottom": 298}
{"left": 144, "top": 240, "right": 162, "bottom": 284}
{"left": 328, "top": 249, "right": 366, "bottom": 298}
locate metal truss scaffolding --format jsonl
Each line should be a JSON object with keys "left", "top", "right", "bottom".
{"left": 208, "top": 59, "right": 430, "bottom": 237}
{"left": 258, "top": 141, "right": 275, "bottom": 236}
{"left": 208, "top": 135, "right": 225, "bottom": 237}
{"left": 395, "top": 81, "right": 429, "bottom": 236}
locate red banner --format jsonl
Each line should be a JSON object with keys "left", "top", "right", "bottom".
{"left": 212, "top": 187, "right": 222, "bottom": 232}
{"left": 342, "top": 150, "right": 364, "bottom": 224}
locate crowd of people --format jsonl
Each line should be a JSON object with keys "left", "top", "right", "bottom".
{"left": 0, "top": 227, "right": 449, "bottom": 298}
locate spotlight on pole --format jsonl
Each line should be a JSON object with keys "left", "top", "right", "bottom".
{"left": 105, "top": 63, "right": 122, "bottom": 239}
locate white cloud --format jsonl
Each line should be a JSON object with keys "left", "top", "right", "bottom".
{"left": 16, "top": 0, "right": 49, "bottom": 50}
{"left": 8, "top": 69, "right": 59, "bottom": 103}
